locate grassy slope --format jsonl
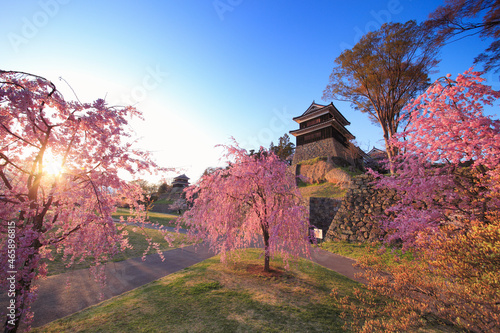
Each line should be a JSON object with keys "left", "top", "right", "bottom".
{"left": 152, "top": 198, "right": 174, "bottom": 205}
{"left": 35, "top": 248, "right": 452, "bottom": 333}
{"left": 112, "top": 208, "right": 178, "bottom": 226}
{"left": 318, "top": 241, "right": 370, "bottom": 260}
{"left": 35, "top": 249, "right": 359, "bottom": 332}
{"left": 298, "top": 182, "right": 346, "bottom": 200}
{"left": 112, "top": 208, "right": 192, "bottom": 230}
{"left": 318, "top": 240, "right": 417, "bottom": 271}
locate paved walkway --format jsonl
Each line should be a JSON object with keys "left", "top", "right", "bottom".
{"left": 5, "top": 241, "right": 366, "bottom": 329}
{"left": 28, "top": 242, "right": 216, "bottom": 328}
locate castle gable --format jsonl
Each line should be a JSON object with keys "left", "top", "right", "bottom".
{"left": 290, "top": 102, "right": 356, "bottom": 166}
{"left": 293, "top": 101, "right": 350, "bottom": 127}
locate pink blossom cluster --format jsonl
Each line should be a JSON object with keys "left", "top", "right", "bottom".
{"left": 370, "top": 68, "right": 500, "bottom": 247}
{"left": 0, "top": 71, "right": 166, "bottom": 330}
{"left": 180, "top": 141, "right": 311, "bottom": 270}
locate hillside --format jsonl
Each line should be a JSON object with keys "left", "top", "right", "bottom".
{"left": 298, "top": 182, "right": 346, "bottom": 200}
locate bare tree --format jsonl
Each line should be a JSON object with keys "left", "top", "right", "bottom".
{"left": 323, "top": 21, "right": 439, "bottom": 169}
{"left": 425, "top": 0, "right": 500, "bottom": 72}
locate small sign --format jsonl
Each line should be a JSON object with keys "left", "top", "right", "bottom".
{"left": 314, "top": 228, "right": 323, "bottom": 239}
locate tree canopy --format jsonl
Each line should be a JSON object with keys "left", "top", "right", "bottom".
{"left": 180, "top": 142, "right": 311, "bottom": 272}
{"left": 269, "top": 133, "right": 295, "bottom": 161}
{"left": 323, "top": 21, "right": 439, "bottom": 166}
{"left": 364, "top": 68, "right": 500, "bottom": 331}
{"left": 373, "top": 68, "right": 500, "bottom": 245}
{"left": 0, "top": 71, "right": 165, "bottom": 332}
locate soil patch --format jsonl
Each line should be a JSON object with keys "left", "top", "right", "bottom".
{"left": 245, "top": 264, "right": 285, "bottom": 278}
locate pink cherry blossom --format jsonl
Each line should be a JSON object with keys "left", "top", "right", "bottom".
{"left": 0, "top": 71, "right": 168, "bottom": 332}
{"left": 371, "top": 68, "right": 500, "bottom": 247}
{"left": 180, "top": 140, "right": 311, "bottom": 272}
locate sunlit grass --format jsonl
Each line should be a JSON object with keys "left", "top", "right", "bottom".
{"left": 35, "top": 249, "right": 355, "bottom": 332}
{"left": 152, "top": 198, "right": 174, "bottom": 205}
{"left": 35, "top": 248, "right": 452, "bottom": 332}
{"left": 112, "top": 208, "right": 189, "bottom": 229}
{"left": 319, "top": 240, "right": 415, "bottom": 270}
{"left": 318, "top": 240, "right": 370, "bottom": 260}
{"left": 298, "top": 182, "right": 346, "bottom": 199}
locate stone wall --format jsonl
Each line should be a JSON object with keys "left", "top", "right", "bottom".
{"left": 325, "top": 174, "right": 397, "bottom": 242}
{"left": 292, "top": 138, "right": 352, "bottom": 165}
{"left": 309, "top": 197, "right": 342, "bottom": 236}
{"left": 150, "top": 189, "right": 184, "bottom": 214}
{"left": 150, "top": 203, "right": 175, "bottom": 214}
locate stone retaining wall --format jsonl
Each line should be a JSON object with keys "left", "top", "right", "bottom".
{"left": 292, "top": 138, "right": 352, "bottom": 165}
{"left": 150, "top": 203, "right": 175, "bottom": 214}
{"left": 325, "top": 174, "right": 397, "bottom": 242}
{"left": 309, "top": 197, "right": 342, "bottom": 236}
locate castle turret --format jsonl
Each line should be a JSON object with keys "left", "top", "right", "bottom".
{"left": 290, "top": 102, "right": 355, "bottom": 165}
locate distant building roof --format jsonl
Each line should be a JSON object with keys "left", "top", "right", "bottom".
{"left": 292, "top": 101, "right": 350, "bottom": 127}
{"left": 172, "top": 174, "right": 190, "bottom": 188}
{"left": 289, "top": 118, "right": 355, "bottom": 140}
{"left": 173, "top": 174, "right": 190, "bottom": 181}
{"left": 367, "top": 147, "right": 386, "bottom": 157}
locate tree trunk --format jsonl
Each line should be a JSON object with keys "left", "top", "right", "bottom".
{"left": 382, "top": 127, "right": 397, "bottom": 174}
{"left": 4, "top": 240, "right": 41, "bottom": 333}
{"left": 262, "top": 227, "right": 270, "bottom": 272}
{"left": 4, "top": 211, "right": 44, "bottom": 332}
{"left": 4, "top": 263, "right": 35, "bottom": 333}
{"left": 4, "top": 318, "right": 16, "bottom": 333}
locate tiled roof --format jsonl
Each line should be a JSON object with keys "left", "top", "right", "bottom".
{"left": 290, "top": 118, "right": 354, "bottom": 139}
{"left": 293, "top": 101, "right": 350, "bottom": 126}
{"left": 174, "top": 174, "right": 190, "bottom": 180}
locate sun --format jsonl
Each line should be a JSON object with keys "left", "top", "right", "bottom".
{"left": 43, "top": 151, "right": 65, "bottom": 176}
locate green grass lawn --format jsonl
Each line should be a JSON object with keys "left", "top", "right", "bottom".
{"left": 112, "top": 208, "right": 190, "bottom": 229}
{"left": 35, "top": 248, "right": 451, "bottom": 333}
{"left": 318, "top": 240, "right": 371, "bottom": 260}
{"left": 319, "top": 240, "right": 415, "bottom": 270}
{"left": 152, "top": 198, "right": 174, "bottom": 205}
{"left": 44, "top": 224, "right": 197, "bottom": 276}
{"left": 34, "top": 249, "right": 357, "bottom": 332}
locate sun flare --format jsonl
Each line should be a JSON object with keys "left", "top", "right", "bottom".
{"left": 43, "top": 152, "right": 65, "bottom": 176}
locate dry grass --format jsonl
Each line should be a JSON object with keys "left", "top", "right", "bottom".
{"left": 325, "top": 168, "right": 353, "bottom": 189}
{"left": 299, "top": 182, "right": 346, "bottom": 200}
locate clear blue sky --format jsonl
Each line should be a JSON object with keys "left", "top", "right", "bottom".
{"left": 1, "top": 0, "right": 497, "bottom": 182}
